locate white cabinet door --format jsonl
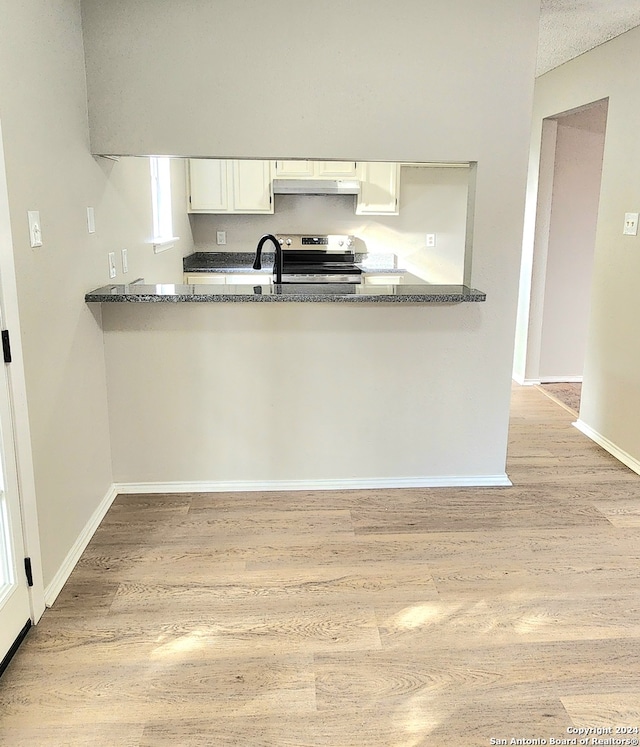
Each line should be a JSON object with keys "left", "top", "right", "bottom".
{"left": 363, "top": 274, "right": 404, "bottom": 285}
{"left": 184, "top": 273, "right": 272, "bottom": 285}
{"left": 226, "top": 274, "right": 272, "bottom": 285}
{"left": 185, "top": 273, "right": 227, "bottom": 284}
{"left": 356, "top": 162, "right": 400, "bottom": 215}
{"left": 275, "top": 160, "right": 358, "bottom": 178}
{"left": 315, "top": 161, "right": 358, "bottom": 178}
{"left": 232, "top": 160, "right": 273, "bottom": 213}
{"left": 188, "top": 159, "right": 229, "bottom": 212}
{"left": 274, "top": 160, "right": 315, "bottom": 178}
{"left": 188, "top": 159, "right": 274, "bottom": 213}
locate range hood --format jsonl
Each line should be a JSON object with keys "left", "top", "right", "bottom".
{"left": 272, "top": 178, "right": 360, "bottom": 196}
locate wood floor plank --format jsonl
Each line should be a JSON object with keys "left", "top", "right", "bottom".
{"left": 376, "top": 591, "right": 640, "bottom": 648}
{"left": 0, "top": 654, "right": 316, "bottom": 725}
{"left": 592, "top": 499, "right": 640, "bottom": 527}
{"left": 0, "top": 723, "right": 144, "bottom": 747}
{"left": 561, "top": 692, "right": 640, "bottom": 728}
{"left": 107, "top": 564, "right": 438, "bottom": 604}
{"left": 139, "top": 697, "right": 570, "bottom": 747}
{"left": 314, "top": 638, "right": 640, "bottom": 706}
{"left": 351, "top": 501, "right": 609, "bottom": 534}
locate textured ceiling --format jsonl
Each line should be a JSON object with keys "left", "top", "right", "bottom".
{"left": 537, "top": 0, "right": 640, "bottom": 76}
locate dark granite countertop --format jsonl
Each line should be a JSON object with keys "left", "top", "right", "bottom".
{"left": 85, "top": 282, "right": 486, "bottom": 304}
{"left": 182, "top": 251, "right": 405, "bottom": 275}
{"left": 183, "top": 252, "right": 273, "bottom": 274}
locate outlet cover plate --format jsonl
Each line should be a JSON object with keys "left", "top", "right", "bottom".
{"left": 623, "top": 212, "right": 639, "bottom": 236}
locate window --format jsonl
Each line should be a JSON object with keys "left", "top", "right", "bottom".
{"left": 150, "top": 157, "right": 176, "bottom": 251}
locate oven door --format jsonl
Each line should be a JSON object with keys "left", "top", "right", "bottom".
{"left": 280, "top": 255, "right": 363, "bottom": 284}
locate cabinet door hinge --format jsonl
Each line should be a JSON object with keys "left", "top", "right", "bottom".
{"left": 24, "top": 557, "right": 33, "bottom": 587}
{"left": 2, "top": 330, "right": 11, "bottom": 363}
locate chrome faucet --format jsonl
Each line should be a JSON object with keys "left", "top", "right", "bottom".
{"left": 253, "top": 234, "right": 282, "bottom": 284}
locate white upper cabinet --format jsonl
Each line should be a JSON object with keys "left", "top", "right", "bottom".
{"left": 273, "top": 160, "right": 316, "bottom": 178}
{"left": 356, "top": 162, "right": 400, "bottom": 215}
{"left": 314, "top": 161, "right": 359, "bottom": 178}
{"left": 188, "top": 159, "right": 274, "bottom": 213}
{"left": 274, "top": 160, "right": 358, "bottom": 179}
{"left": 231, "top": 160, "right": 273, "bottom": 212}
{"left": 188, "top": 159, "right": 229, "bottom": 212}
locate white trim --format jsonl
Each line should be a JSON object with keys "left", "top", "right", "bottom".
{"left": 513, "top": 377, "right": 540, "bottom": 386}
{"left": 539, "top": 376, "right": 583, "bottom": 383}
{"left": 44, "top": 485, "right": 118, "bottom": 607}
{"left": 115, "top": 474, "right": 513, "bottom": 494}
{"left": 150, "top": 236, "right": 179, "bottom": 254}
{"left": 0, "top": 119, "right": 45, "bottom": 622}
{"left": 573, "top": 419, "right": 640, "bottom": 476}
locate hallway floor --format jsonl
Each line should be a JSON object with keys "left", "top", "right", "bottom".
{"left": 1, "top": 385, "right": 639, "bottom": 746}
{"left": 537, "top": 382, "right": 582, "bottom": 416}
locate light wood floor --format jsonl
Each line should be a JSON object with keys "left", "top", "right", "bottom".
{"left": 2, "top": 385, "right": 640, "bottom": 746}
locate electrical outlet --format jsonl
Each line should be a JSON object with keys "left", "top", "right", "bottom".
{"left": 216, "top": 231, "right": 227, "bottom": 245}
{"left": 426, "top": 233, "right": 436, "bottom": 247}
{"left": 87, "top": 207, "right": 96, "bottom": 234}
{"left": 121, "top": 248, "right": 128, "bottom": 273}
{"left": 108, "top": 252, "right": 117, "bottom": 279}
{"left": 623, "top": 212, "right": 639, "bottom": 236}
{"left": 28, "top": 211, "right": 43, "bottom": 247}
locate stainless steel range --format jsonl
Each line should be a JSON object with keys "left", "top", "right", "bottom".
{"left": 276, "top": 234, "right": 362, "bottom": 284}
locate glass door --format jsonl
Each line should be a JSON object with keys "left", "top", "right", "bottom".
{"left": 0, "top": 118, "right": 33, "bottom": 667}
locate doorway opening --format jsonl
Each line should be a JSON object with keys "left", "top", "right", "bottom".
{"left": 514, "top": 98, "right": 609, "bottom": 418}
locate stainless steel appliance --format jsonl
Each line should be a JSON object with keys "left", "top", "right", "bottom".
{"left": 276, "top": 234, "right": 362, "bottom": 284}
{"left": 272, "top": 179, "right": 360, "bottom": 196}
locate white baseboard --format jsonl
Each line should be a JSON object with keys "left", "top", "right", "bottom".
{"left": 44, "top": 484, "right": 119, "bottom": 607}
{"left": 573, "top": 419, "right": 640, "bottom": 476}
{"left": 539, "top": 376, "right": 583, "bottom": 384}
{"left": 513, "top": 377, "right": 540, "bottom": 386}
{"left": 114, "top": 474, "right": 512, "bottom": 494}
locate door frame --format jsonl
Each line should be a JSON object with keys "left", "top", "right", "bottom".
{"left": 513, "top": 97, "right": 608, "bottom": 387}
{"left": 0, "top": 117, "right": 45, "bottom": 623}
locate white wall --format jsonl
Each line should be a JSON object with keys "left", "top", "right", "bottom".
{"left": 520, "top": 26, "right": 640, "bottom": 470}
{"left": 0, "top": 0, "right": 194, "bottom": 588}
{"left": 82, "top": 0, "right": 540, "bottom": 485}
{"left": 81, "top": 0, "right": 539, "bottom": 163}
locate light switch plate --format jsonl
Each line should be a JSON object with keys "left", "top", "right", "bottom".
{"left": 108, "top": 252, "right": 117, "bottom": 279}
{"left": 27, "top": 211, "right": 43, "bottom": 247}
{"left": 87, "top": 207, "right": 96, "bottom": 234}
{"left": 121, "top": 248, "right": 128, "bottom": 274}
{"left": 216, "top": 231, "right": 227, "bottom": 245}
{"left": 623, "top": 212, "right": 639, "bottom": 236}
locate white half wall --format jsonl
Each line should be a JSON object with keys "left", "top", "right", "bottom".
{"left": 102, "top": 302, "right": 507, "bottom": 484}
